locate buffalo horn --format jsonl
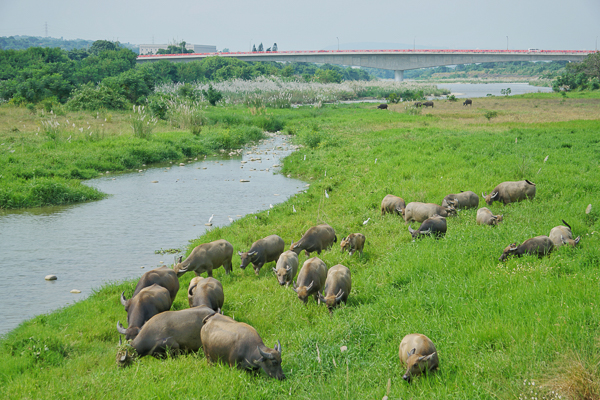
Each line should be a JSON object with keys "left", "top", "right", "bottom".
{"left": 237, "top": 251, "right": 243, "bottom": 256}
{"left": 482, "top": 191, "right": 487, "bottom": 198}
{"left": 318, "top": 292, "right": 326, "bottom": 302}
{"left": 120, "top": 353, "right": 128, "bottom": 362}
{"left": 408, "top": 225, "right": 415, "bottom": 234}
{"left": 491, "top": 192, "right": 499, "bottom": 199}
{"left": 275, "top": 340, "right": 282, "bottom": 353}
{"left": 292, "top": 281, "right": 298, "bottom": 292}
{"left": 335, "top": 288, "right": 344, "bottom": 302}
{"left": 248, "top": 251, "right": 257, "bottom": 256}
{"left": 120, "top": 292, "right": 128, "bottom": 306}
{"left": 575, "top": 236, "right": 581, "bottom": 245}
{"left": 117, "top": 321, "right": 127, "bottom": 335}
{"left": 258, "top": 346, "right": 275, "bottom": 360}
{"left": 188, "top": 283, "right": 198, "bottom": 297}
{"left": 272, "top": 267, "right": 277, "bottom": 274}
{"left": 306, "top": 281, "right": 314, "bottom": 291}
{"left": 421, "top": 228, "right": 432, "bottom": 236}
{"left": 178, "top": 255, "right": 183, "bottom": 264}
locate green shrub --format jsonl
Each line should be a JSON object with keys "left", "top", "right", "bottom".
{"left": 66, "top": 84, "right": 129, "bottom": 111}
{"left": 147, "top": 93, "right": 171, "bottom": 120}
{"left": 202, "top": 84, "right": 223, "bottom": 106}
{"left": 130, "top": 105, "right": 157, "bottom": 139}
{"left": 484, "top": 110, "right": 498, "bottom": 121}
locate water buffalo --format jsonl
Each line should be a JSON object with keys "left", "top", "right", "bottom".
{"left": 239, "top": 235, "right": 285, "bottom": 276}
{"left": 549, "top": 220, "right": 581, "bottom": 248}
{"left": 340, "top": 233, "right": 366, "bottom": 256}
{"left": 318, "top": 264, "right": 351, "bottom": 314}
{"left": 408, "top": 214, "right": 447, "bottom": 240}
{"left": 118, "top": 284, "right": 173, "bottom": 340}
{"left": 187, "top": 277, "right": 224, "bottom": 311}
{"left": 116, "top": 305, "right": 216, "bottom": 367}
{"left": 201, "top": 313, "right": 285, "bottom": 380}
{"left": 482, "top": 180, "right": 536, "bottom": 205}
{"left": 399, "top": 333, "right": 439, "bottom": 383}
{"left": 381, "top": 194, "right": 406, "bottom": 216}
{"left": 476, "top": 207, "right": 503, "bottom": 226}
{"left": 293, "top": 257, "right": 328, "bottom": 304}
{"left": 173, "top": 239, "right": 233, "bottom": 278}
{"left": 441, "top": 191, "right": 479, "bottom": 209}
{"left": 499, "top": 235, "right": 554, "bottom": 262}
{"left": 403, "top": 202, "right": 456, "bottom": 223}
{"left": 423, "top": 101, "right": 434, "bottom": 108}
{"left": 414, "top": 102, "right": 423, "bottom": 107}
{"left": 130, "top": 266, "right": 179, "bottom": 303}
{"left": 290, "top": 224, "right": 337, "bottom": 257}
{"left": 463, "top": 99, "right": 472, "bottom": 106}
{"left": 377, "top": 103, "right": 388, "bottom": 110}
{"left": 272, "top": 250, "right": 299, "bottom": 287}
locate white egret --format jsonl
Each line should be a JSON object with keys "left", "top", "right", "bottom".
{"left": 293, "top": 205, "right": 297, "bottom": 213}
{"left": 325, "top": 190, "right": 329, "bottom": 199}
{"left": 363, "top": 217, "right": 371, "bottom": 225}
{"left": 208, "top": 214, "right": 214, "bottom": 224}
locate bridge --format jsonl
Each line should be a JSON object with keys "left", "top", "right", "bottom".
{"left": 137, "top": 49, "right": 594, "bottom": 81}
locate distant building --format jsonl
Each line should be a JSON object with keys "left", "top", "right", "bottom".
{"left": 139, "top": 43, "right": 217, "bottom": 55}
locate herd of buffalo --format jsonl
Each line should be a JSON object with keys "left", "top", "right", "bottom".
{"left": 115, "top": 178, "right": 580, "bottom": 382}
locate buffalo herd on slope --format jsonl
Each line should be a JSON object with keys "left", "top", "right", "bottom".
{"left": 115, "top": 178, "right": 580, "bottom": 382}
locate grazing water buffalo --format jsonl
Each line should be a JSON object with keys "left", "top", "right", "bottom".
{"left": 414, "top": 102, "right": 423, "bottom": 107}
{"left": 173, "top": 239, "right": 233, "bottom": 278}
{"left": 399, "top": 334, "right": 439, "bottom": 383}
{"left": 273, "top": 250, "right": 299, "bottom": 287}
{"left": 340, "top": 233, "right": 366, "bottom": 256}
{"left": 290, "top": 224, "right": 337, "bottom": 257}
{"left": 408, "top": 214, "right": 447, "bottom": 240}
{"left": 318, "top": 264, "right": 351, "bottom": 314}
{"left": 116, "top": 305, "right": 216, "bottom": 367}
{"left": 377, "top": 103, "right": 388, "bottom": 110}
{"left": 482, "top": 180, "right": 536, "bottom": 205}
{"left": 441, "top": 191, "right": 479, "bottom": 209}
{"left": 239, "top": 235, "right": 285, "bottom": 276}
{"left": 549, "top": 220, "right": 581, "bottom": 248}
{"left": 423, "top": 101, "right": 434, "bottom": 108}
{"left": 131, "top": 266, "right": 179, "bottom": 303}
{"left": 403, "top": 202, "right": 456, "bottom": 223}
{"left": 293, "top": 257, "right": 328, "bottom": 304}
{"left": 499, "top": 236, "right": 554, "bottom": 261}
{"left": 381, "top": 194, "right": 406, "bottom": 216}
{"left": 187, "top": 277, "right": 224, "bottom": 311}
{"left": 476, "top": 207, "right": 503, "bottom": 226}
{"left": 118, "top": 284, "right": 173, "bottom": 340}
{"left": 463, "top": 99, "right": 472, "bottom": 106}
{"left": 201, "top": 313, "right": 285, "bottom": 380}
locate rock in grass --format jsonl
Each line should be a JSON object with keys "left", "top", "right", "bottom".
{"left": 586, "top": 204, "right": 592, "bottom": 214}
{"left": 45, "top": 275, "right": 57, "bottom": 281}
{"left": 240, "top": 179, "right": 250, "bottom": 182}
{"left": 70, "top": 289, "right": 81, "bottom": 294}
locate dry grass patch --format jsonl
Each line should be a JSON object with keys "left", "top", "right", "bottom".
{"left": 542, "top": 352, "right": 600, "bottom": 400}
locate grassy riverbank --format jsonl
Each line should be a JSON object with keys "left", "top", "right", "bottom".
{"left": 1, "top": 94, "right": 600, "bottom": 399}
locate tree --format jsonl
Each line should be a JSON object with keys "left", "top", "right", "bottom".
{"left": 266, "top": 47, "right": 271, "bottom": 52}
{"left": 89, "top": 40, "right": 118, "bottom": 55}
{"left": 221, "top": 48, "right": 230, "bottom": 53}
{"left": 272, "top": 43, "right": 278, "bottom": 51}
{"left": 258, "top": 43, "right": 263, "bottom": 52}
{"left": 252, "top": 44, "right": 257, "bottom": 52}
{"left": 202, "top": 84, "right": 222, "bottom": 106}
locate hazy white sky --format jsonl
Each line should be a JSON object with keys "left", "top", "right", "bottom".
{"left": 1, "top": 0, "right": 599, "bottom": 51}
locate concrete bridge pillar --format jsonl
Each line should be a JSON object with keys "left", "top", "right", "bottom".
{"left": 394, "top": 70, "right": 404, "bottom": 82}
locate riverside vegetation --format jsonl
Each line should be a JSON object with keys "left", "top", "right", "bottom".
{"left": 1, "top": 92, "right": 599, "bottom": 399}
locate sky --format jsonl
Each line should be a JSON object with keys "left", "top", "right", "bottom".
{"left": 1, "top": 0, "right": 599, "bottom": 52}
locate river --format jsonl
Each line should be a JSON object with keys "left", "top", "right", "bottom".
{"left": 0, "top": 134, "right": 304, "bottom": 335}
{"left": 435, "top": 82, "right": 553, "bottom": 98}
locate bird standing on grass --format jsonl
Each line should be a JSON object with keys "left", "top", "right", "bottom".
{"left": 363, "top": 218, "right": 371, "bottom": 225}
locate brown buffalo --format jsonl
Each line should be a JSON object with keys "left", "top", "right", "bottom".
{"left": 318, "top": 264, "right": 351, "bottom": 314}
{"left": 130, "top": 266, "right": 179, "bottom": 303}
{"left": 549, "top": 220, "right": 581, "bottom": 248}
{"left": 340, "top": 233, "right": 366, "bottom": 256}
{"left": 399, "top": 333, "right": 439, "bottom": 383}
{"left": 187, "top": 277, "right": 224, "bottom": 311}
{"left": 239, "top": 235, "right": 285, "bottom": 276}
{"left": 381, "top": 194, "right": 406, "bottom": 216}
{"left": 499, "top": 235, "right": 554, "bottom": 261}
{"left": 117, "top": 305, "right": 216, "bottom": 367}
{"left": 273, "top": 250, "right": 299, "bottom": 286}
{"left": 476, "top": 207, "right": 503, "bottom": 226}
{"left": 408, "top": 214, "right": 447, "bottom": 240}
{"left": 201, "top": 313, "right": 285, "bottom": 380}
{"left": 118, "top": 284, "right": 173, "bottom": 340}
{"left": 441, "top": 191, "right": 479, "bottom": 209}
{"left": 290, "top": 224, "right": 337, "bottom": 257}
{"left": 482, "top": 180, "right": 536, "bottom": 205}
{"left": 173, "top": 239, "right": 233, "bottom": 278}
{"left": 403, "top": 202, "right": 456, "bottom": 223}
{"left": 293, "top": 257, "right": 328, "bottom": 304}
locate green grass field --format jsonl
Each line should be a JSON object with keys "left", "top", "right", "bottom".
{"left": 1, "top": 94, "right": 599, "bottom": 399}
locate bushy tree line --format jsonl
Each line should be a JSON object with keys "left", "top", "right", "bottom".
{"left": 0, "top": 35, "right": 138, "bottom": 53}
{"left": 552, "top": 52, "right": 600, "bottom": 92}
{"left": 405, "top": 61, "right": 568, "bottom": 79}
{"left": 0, "top": 41, "right": 375, "bottom": 110}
